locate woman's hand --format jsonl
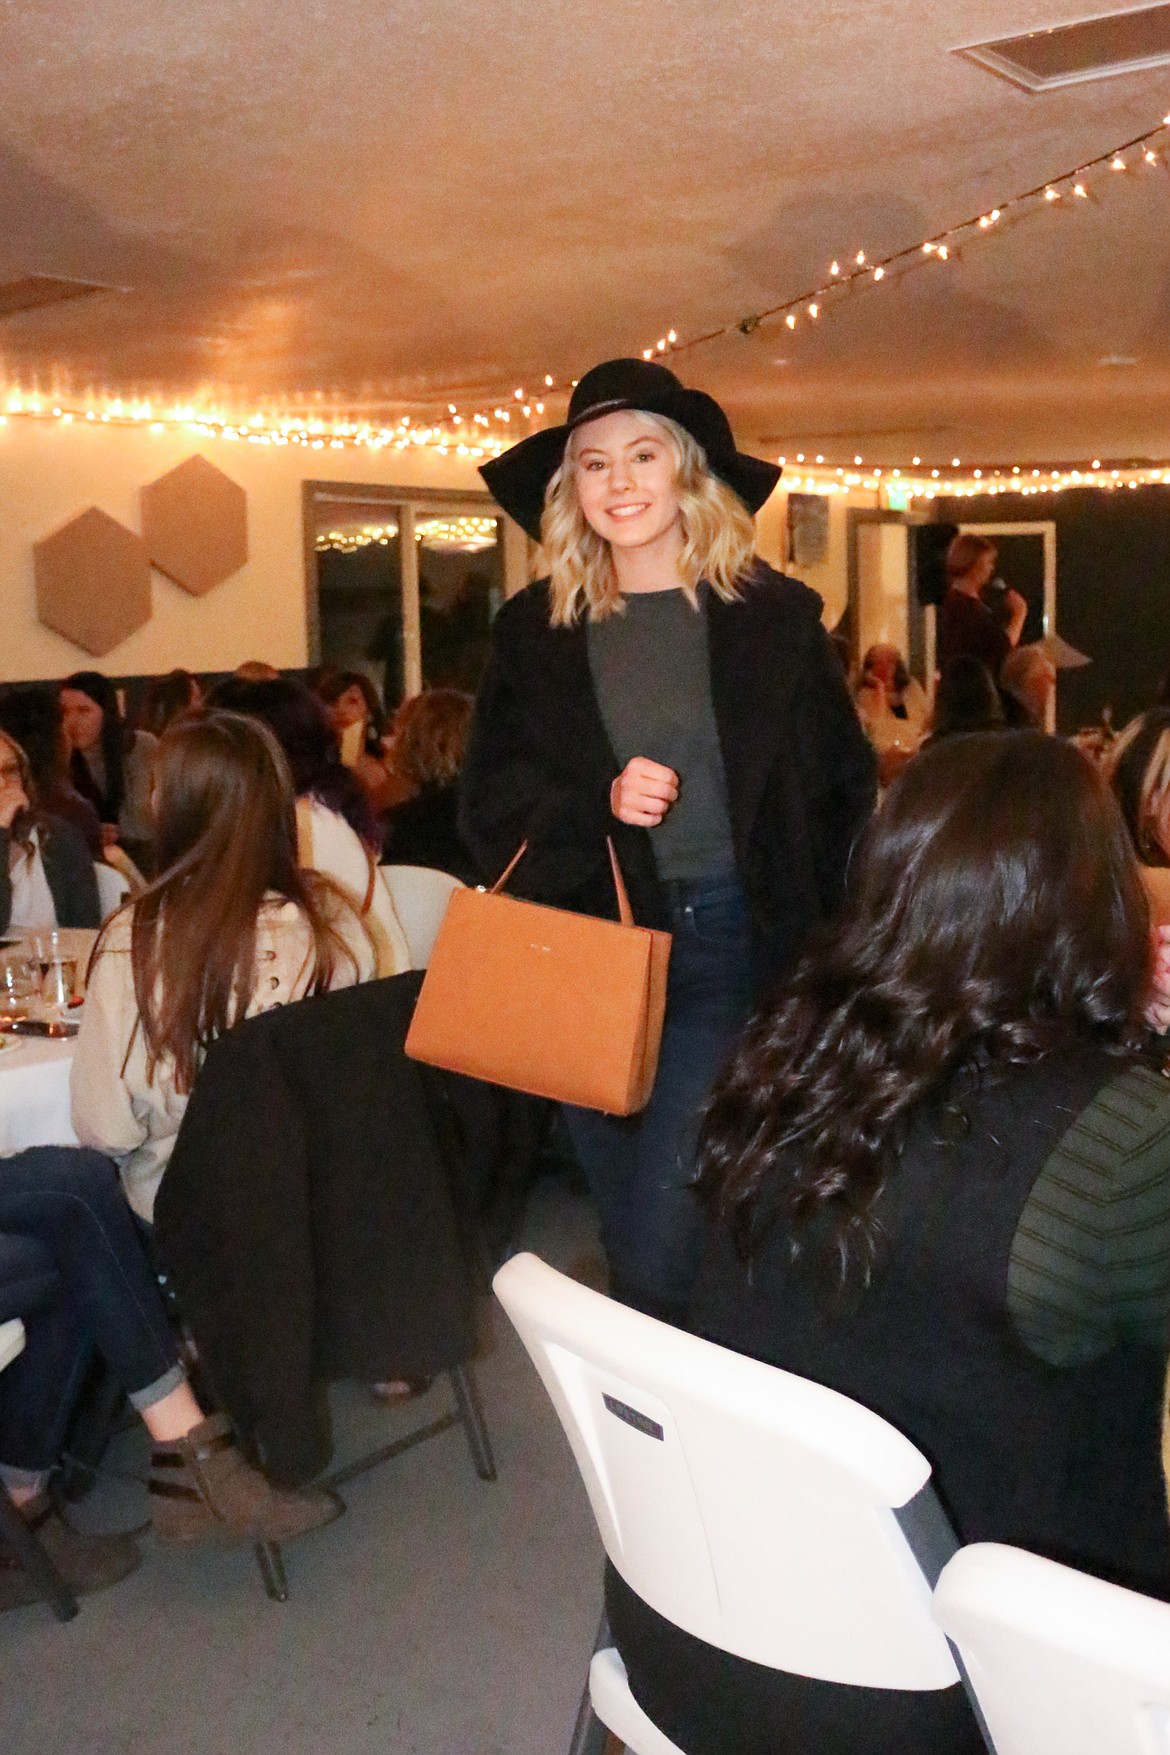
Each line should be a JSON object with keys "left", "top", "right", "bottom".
{"left": 0, "top": 775, "right": 29, "bottom": 830}
{"left": 610, "top": 757, "right": 679, "bottom": 828}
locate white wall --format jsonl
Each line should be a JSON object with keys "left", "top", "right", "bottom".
{"left": 0, "top": 417, "right": 486, "bottom": 681}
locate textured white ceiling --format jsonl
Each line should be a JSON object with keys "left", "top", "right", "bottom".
{"left": 1, "top": 0, "right": 1168, "bottom": 461}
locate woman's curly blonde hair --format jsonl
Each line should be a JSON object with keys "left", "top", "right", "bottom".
{"left": 539, "top": 412, "right": 759, "bottom": 625}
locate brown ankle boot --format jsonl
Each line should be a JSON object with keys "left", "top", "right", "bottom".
{"left": 1, "top": 1497, "right": 140, "bottom": 1613}
{"left": 148, "top": 1413, "right": 343, "bottom": 1547}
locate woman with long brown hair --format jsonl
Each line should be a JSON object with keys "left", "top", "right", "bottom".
{"left": 606, "top": 731, "right": 1170, "bottom": 1755}
{"left": 71, "top": 711, "right": 375, "bottom": 1223}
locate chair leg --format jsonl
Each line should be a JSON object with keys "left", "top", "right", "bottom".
{"left": 0, "top": 1489, "right": 79, "bottom": 1622}
{"left": 253, "top": 1541, "right": 289, "bottom": 1602}
{"left": 568, "top": 1677, "right": 613, "bottom": 1755}
{"left": 449, "top": 1363, "right": 496, "bottom": 1482}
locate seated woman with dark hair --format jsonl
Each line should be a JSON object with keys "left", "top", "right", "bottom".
{"left": 205, "top": 675, "right": 409, "bottom": 971}
{"left": 0, "top": 729, "right": 99, "bottom": 933}
{"left": 60, "top": 671, "right": 156, "bottom": 869}
{"left": 608, "top": 732, "right": 1170, "bottom": 1755}
{"left": 71, "top": 711, "right": 376, "bottom": 1224}
{"left": 314, "top": 668, "right": 402, "bottom": 812}
{"left": 0, "top": 684, "right": 103, "bottom": 859}
{"left": 138, "top": 668, "right": 202, "bottom": 739}
{"left": 383, "top": 688, "right": 475, "bottom": 881}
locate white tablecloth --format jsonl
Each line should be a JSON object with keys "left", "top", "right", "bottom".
{"left": 0, "top": 1037, "right": 78, "bottom": 1154}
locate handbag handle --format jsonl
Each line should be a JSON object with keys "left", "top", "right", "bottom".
{"left": 489, "top": 838, "right": 635, "bottom": 927}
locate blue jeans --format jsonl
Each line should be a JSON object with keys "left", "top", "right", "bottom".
{"left": 0, "top": 1147, "right": 184, "bottom": 1478}
{"left": 564, "top": 873, "right": 755, "bottom": 1322}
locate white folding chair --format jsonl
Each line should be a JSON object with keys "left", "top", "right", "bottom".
{"left": 0, "top": 1319, "right": 79, "bottom": 1620}
{"left": 493, "top": 1252, "right": 969, "bottom": 1755}
{"left": 935, "top": 1541, "right": 1170, "bottom": 1755}
{"left": 378, "top": 865, "right": 465, "bottom": 969}
{"left": 93, "top": 861, "right": 131, "bottom": 919}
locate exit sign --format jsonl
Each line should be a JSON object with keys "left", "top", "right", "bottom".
{"left": 885, "top": 485, "right": 912, "bottom": 511}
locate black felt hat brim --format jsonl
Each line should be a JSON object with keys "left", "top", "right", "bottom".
{"left": 480, "top": 390, "right": 782, "bottom": 543}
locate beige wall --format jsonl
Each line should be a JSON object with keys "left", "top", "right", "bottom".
{"left": 756, "top": 483, "right": 881, "bottom": 628}
{"left": 0, "top": 419, "right": 878, "bottom": 681}
{"left": 0, "top": 417, "right": 486, "bottom": 681}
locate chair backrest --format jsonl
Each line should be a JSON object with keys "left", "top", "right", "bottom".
{"left": 935, "top": 1542, "right": 1170, "bottom": 1755}
{"left": 0, "top": 1318, "right": 25, "bottom": 1375}
{"left": 379, "top": 865, "right": 465, "bottom": 969}
{"left": 93, "top": 861, "right": 131, "bottom": 918}
{"left": 493, "top": 1252, "right": 961, "bottom": 1691}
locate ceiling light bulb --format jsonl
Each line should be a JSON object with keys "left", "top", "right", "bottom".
{"left": 1146, "top": 149, "right": 1158, "bottom": 164}
{"left": 642, "top": 348, "right": 653, "bottom": 360}
{"left": 1044, "top": 186, "right": 1059, "bottom": 201}
{"left": 830, "top": 260, "right": 840, "bottom": 275}
{"left": 937, "top": 244, "right": 949, "bottom": 260}
{"left": 514, "top": 387, "right": 524, "bottom": 399}
{"left": 1112, "top": 155, "right": 1126, "bottom": 171}
{"left": 785, "top": 313, "right": 797, "bottom": 329}
{"left": 912, "top": 455, "right": 921, "bottom": 465}
{"left": 816, "top": 453, "right": 824, "bottom": 463}
{"left": 807, "top": 302, "right": 819, "bottom": 318}
{"left": 855, "top": 251, "right": 866, "bottom": 266}
{"left": 1074, "top": 183, "right": 1088, "bottom": 197}
{"left": 667, "top": 329, "right": 677, "bottom": 343}
{"left": 544, "top": 374, "right": 554, "bottom": 387}
{"left": 657, "top": 338, "right": 667, "bottom": 351}
{"left": 873, "top": 266, "right": 885, "bottom": 280}
{"left": 854, "top": 454, "right": 863, "bottom": 465}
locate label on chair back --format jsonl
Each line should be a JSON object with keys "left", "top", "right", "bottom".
{"left": 603, "top": 1392, "right": 664, "bottom": 1441}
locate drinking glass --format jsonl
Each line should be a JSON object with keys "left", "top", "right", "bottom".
{"left": 41, "top": 956, "right": 79, "bottom": 1014}
{"left": 0, "top": 956, "right": 38, "bottom": 1021}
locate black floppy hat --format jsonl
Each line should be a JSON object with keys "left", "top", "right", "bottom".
{"left": 479, "top": 358, "right": 783, "bottom": 542}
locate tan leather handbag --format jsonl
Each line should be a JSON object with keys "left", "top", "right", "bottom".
{"left": 405, "top": 840, "right": 672, "bottom": 1114}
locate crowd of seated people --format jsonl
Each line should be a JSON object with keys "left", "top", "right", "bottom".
{"left": 0, "top": 660, "right": 485, "bottom": 1604}
{"left": 3, "top": 616, "right": 1170, "bottom": 1751}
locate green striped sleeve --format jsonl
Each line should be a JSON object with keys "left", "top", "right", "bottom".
{"left": 1007, "top": 1064, "right": 1170, "bottom": 1367}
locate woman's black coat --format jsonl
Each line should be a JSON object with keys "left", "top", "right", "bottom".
{"left": 458, "top": 565, "right": 877, "bottom": 987}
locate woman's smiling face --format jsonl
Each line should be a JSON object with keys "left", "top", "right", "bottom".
{"left": 571, "top": 409, "right": 682, "bottom": 553}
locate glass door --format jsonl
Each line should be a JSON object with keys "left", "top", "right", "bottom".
{"left": 306, "top": 484, "right": 517, "bottom": 711}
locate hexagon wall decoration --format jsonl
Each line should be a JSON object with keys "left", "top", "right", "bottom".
{"left": 34, "top": 507, "right": 152, "bottom": 657}
{"left": 141, "top": 453, "right": 248, "bottom": 596}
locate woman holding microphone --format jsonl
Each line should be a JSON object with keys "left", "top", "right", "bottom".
{"left": 462, "top": 358, "right": 876, "bottom": 1321}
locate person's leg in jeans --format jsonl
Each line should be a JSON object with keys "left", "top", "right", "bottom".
{"left": 564, "top": 875, "right": 755, "bottom": 1323}
{"left": 0, "top": 1148, "right": 341, "bottom": 1548}
{"left": 0, "top": 1148, "right": 185, "bottom": 1485}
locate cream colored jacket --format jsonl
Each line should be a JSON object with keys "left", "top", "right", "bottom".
{"left": 71, "top": 897, "right": 376, "bottom": 1222}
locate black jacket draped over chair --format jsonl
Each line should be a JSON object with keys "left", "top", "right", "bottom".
{"left": 154, "top": 974, "right": 476, "bottom": 1488}
{"left": 458, "top": 566, "right": 877, "bottom": 990}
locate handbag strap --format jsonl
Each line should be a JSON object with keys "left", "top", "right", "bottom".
{"left": 490, "top": 837, "right": 635, "bottom": 927}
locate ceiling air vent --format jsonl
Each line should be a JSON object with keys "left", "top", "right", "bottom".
{"left": 0, "top": 275, "right": 120, "bottom": 321}
{"left": 954, "top": 2, "right": 1170, "bottom": 90}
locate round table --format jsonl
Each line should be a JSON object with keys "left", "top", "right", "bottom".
{"left": 0, "top": 928, "right": 93, "bottom": 1155}
{"left": 0, "top": 1036, "right": 78, "bottom": 1154}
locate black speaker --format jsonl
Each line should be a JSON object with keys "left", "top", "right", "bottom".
{"left": 911, "top": 523, "right": 958, "bottom": 608}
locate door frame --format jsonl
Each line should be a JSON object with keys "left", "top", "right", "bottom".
{"left": 302, "top": 480, "right": 525, "bottom": 696}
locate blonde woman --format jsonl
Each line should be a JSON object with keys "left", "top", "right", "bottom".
{"left": 467, "top": 358, "right": 877, "bottom": 1322}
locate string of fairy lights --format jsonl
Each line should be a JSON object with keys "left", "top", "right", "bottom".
{"left": 2, "top": 109, "right": 1170, "bottom": 490}
{"left": 316, "top": 515, "right": 498, "bottom": 553}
